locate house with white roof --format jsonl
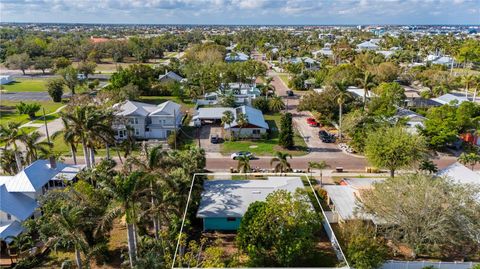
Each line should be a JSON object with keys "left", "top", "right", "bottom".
{"left": 201, "top": 83, "right": 262, "bottom": 106}
{"left": 312, "top": 43, "right": 333, "bottom": 58}
{"left": 393, "top": 107, "right": 426, "bottom": 134}
{"left": 225, "top": 52, "right": 249, "bottom": 62}
{"left": 356, "top": 40, "right": 380, "bottom": 51}
{"left": 0, "top": 75, "right": 13, "bottom": 85}
{"left": 288, "top": 57, "right": 319, "bottom": 70}
{"left": 0, "top": 159, "right": 83, "bottom": 244}
{"left": 193, "top": 106, "right": 268, "bottom": 138}
{"left": 197, "top": 177, "right": 305, "bottom": 230}
{"left": 158, "top": 71, "right": 185, "bottom": 83}
{"left": 432, "top": 93, "right": 470, "bottom": 106}
{"left": 323, "top": 178, "right": 385, "bottom": 224}
{"left": 425, "top": 54, "right": 455, "bottom": 66}
{"left": 436, "top": 162, "right": 480, "bottom": 186}
{"left": 113, "top": 100, "right": 183, "bottom": 140}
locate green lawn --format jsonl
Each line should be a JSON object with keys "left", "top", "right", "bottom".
{"left": 0, "top": 78, "right": 47, "bottom": 92}
{"left": 0, "top": 100, "right": 65, "bottom": 126}
{"left": 221, "top": 113, "right": 308, "bottom": 156}
{"left": 278, "top": 74, "right": 290, "bottom": 86}
{"left": 138, "top": 96, "right": 196, "bottom": 110}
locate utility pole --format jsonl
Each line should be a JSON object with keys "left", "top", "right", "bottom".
{"left": 173, "top": 109, "right": 177, "bottom": 150}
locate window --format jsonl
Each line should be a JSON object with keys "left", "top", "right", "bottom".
{"left": 226, "top": 217, "right": 236, "bottom": 222}
{"left": 129, "top": 118, "right": 139, "bottom": 124}
{"left": 253, "top": 129, "right": 261, "bottom": 135}
{"left": 117, "top": 130, "right": 125, "bottom": 138}
{"left": 7, "top": 214, "right": 11, "bottom": 220}
{"left": 134, "top": 128, "right": 140, "bottom": 136}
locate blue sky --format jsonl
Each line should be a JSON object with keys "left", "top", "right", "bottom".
{"left": 1, "top": 0, "right": 479, "bottom": 25}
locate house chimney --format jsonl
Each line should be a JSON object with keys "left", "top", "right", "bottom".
{"left": 165, "top": 69, "right": 168, "bottom": 75}
{"left": 49, "top": 156, "right": 57, "bottom": 169}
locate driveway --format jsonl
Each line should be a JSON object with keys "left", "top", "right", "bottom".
{"left": 198, "top": 125, "right": 223, "bottom": 152}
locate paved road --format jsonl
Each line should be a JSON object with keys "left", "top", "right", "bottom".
{"left": 1, "top": 91, "right": 72, "bottom": 101}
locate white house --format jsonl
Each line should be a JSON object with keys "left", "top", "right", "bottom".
{"left": 432, "top": 93, "right": 470, "bottom": 106}
{"left": 356, "top": 40, "right": 380, "bottom": 51}
{"left": 0, "top": 159, "right": 83, "bottom": 244}
{"left": 425, "top": 54, "right": 455, "bottom": 66}
{"left": 113, "top": 100, "right": 183, "bottom": 140}
{"left": 225, "top": 52, "right": 249, "bottom": 62}
{"left": 312, "top": 43, "right": 333, "bottom": 58}
{"left": 193, "top": 105, "right": 268, "bottom": 138}
{"left": 436, "top": 162, "right": 480, "bottom": 186}
{"left": 158, "top": 71, "right": 185, "bottom": 83}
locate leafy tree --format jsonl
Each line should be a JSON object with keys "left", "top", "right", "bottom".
{"left": 220, "top": 92, "right": 236, "bottom": 107}
{"left": 333, "top": 81, "right": 351, "bottom": 141}
{"left": 5, "top": 53, "right": 31, "bottom": 74}
{"left": 361, "top": 174, "right": 480, "bottom": 258}
{"left": 270, "top": 151, "right": 292, "bottom": 173}
{"left": 77, "top": 61, "right": 97, "bottom": 78}
{"left": 278, "top": 112, "right": 294, "bottom": 148}
{"left": 458, "top": 152, "right": 480, "bottom": 170}
{"left": 368, "top": 82, "right": 406, "bottom": 117}
{"left": 109, "top": 64, "right": 155, "bottom": 95}
{"left": 252, "top": 97, "right": 269, "bottom": 113}
{"left": 421, "top": 104, "right": 460, "bottom": 149}
{"left": 16, "top": 101, "right": 41, "bottom": 120}
{"left": 54, "top": 57, "right": 72, "bottom": 70}
{"left": 33, "top": 56, "right": 53, "bottom": 74}
{"left": 57, "top": 66, "right": 79, "bottom": 95}
{"left": 236, "top": 190, "right": 321, "bottom": 266}
{"left": 47, "top": 78, "right": 65, "bottom": 102}
{"left": 364, "top": 126, "right": 426, "bottom": 177}
{"left": 371, "top": 62, "right": 399, "bottom": 83}
{"left": 340, "top": 221, "right": 388, "bottom": 269}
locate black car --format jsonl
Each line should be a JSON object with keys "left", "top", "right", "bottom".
{"left": 210, "top": 135, "right": 219, "bottom": 144}
{"left": 286, "top": 90, "right": 294, "bottom": 97}
{"left": 319, "top": 130, "right": 335, "bottom": 143}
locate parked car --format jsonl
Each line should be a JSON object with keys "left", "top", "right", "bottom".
{"left": 319, "top": 130, "right": 335, "bottom": 143}
{"left": 286, "top": 90, "right": 294, "bottom": 97}
{"left": 231, "top": 151, "right": 253, "bottom": 160}
{"left": 306, "top": 117, "right": 319, "bottom": 127}
{"left": 210, "top": 134, "right": 220, "bottom": 144}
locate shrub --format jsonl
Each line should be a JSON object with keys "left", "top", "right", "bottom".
{"left": 16, "top": 102, "right": 41, "bottom": 120}
{"left": 47, "top": 78, "right": 64, "bottom": 102}
{"left": 252, "top": 98, "right": 269, "bottom": 113}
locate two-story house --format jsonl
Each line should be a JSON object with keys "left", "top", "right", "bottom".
{"left": 113, "top": 100, "right": 183, "bottom": 140}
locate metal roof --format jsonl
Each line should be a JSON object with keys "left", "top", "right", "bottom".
{"left": 158, "top": 71, "right": 184, "bottom": 82}
{"left": 227, "top": 106, "right": 269, "bottom": 129}
{"left": 437, "top": 162, "right": 480, "bottom": 186}
{"left": 150, "top": 100, "right": 181, "bottom": 116}
{"left": 114, "top": 100, "right": 157, "bottom": 117}
{"left": 0, "top": 185, "right": 37, "bottom": 221}
{"left": 432, "top": 93, "right": 469, "bottom": 106}
{"left": 197, "top": 177, "right": 304, "bottom": 218}
{"left": 5, "top": 159, "right": 84, "bottom": 193}
{"left": 0, "top": 221, "right": 25, "bottom": 243}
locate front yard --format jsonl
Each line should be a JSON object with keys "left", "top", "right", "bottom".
{"left": 0, "top": 100, "right": 64, "bottom": 125}
{"left": 0, "top": 78, "right": 47, "bottom": 92}
{"left": 221, "top": 113, "right": 309, "bottom": 156}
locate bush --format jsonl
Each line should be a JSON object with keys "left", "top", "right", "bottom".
{"left": 252, "top": 97, "right": 269, "bottom": 113}
{"left": 279, "top": 112, "right": 294, "bottom": 149}
{"left": 16, "top": 102, "right": 41, "bottom": 120}
{"left": 47, "top": 78, "right": 64, "bottom": 102}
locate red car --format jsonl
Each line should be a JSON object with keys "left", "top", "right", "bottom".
{"left": 307, "top": 117, "right": 319, "bottom": 127}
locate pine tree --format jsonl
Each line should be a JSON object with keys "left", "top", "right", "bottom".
{"left": 279, "top": 112, "right": 294, "bottom": 149}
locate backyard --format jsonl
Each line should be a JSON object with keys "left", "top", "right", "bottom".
{"left": 221, "top": 113, "right": 309, "bottom": 156}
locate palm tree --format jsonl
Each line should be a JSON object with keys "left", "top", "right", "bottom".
{"left": 20, "top": 131, "right": 52, "bottom": 164}
{"left": 461, "top": 74, "right": 475, "bottom": 98}
{"left": 473, "top": 75, "right": 480, "bottom": 102}
{"left": 52, "top": 117, "right": 79, "bottom": 165}
{"left": 270, "top": 151, "right": 292, "bottom": 174}
{"left": 260, "top": 77, "right": 275, "bottom": 99}
{"left": 98, "top": 171, "right": 146, "bottom": 268}
{"left": 237, "top": 155, "right": 251, "bottom": 174}
{"left": 47, "top": 206, "right": 90, "bottom": 269}
{"left": 236, "top": 113, "right": 248, "bottom": 139}
{"left": 268, "top": 96, "right": 285, "bottom": 112}
{"left": 333, "top": 81, "right": 350, "bottom": 142}
{"left": 308, "top": 161, "right": 330, "bottom": 186}
{"left": 0, "top": 149, "right": 20, "bottom": 175}
{"left": 355, "top": 71, "right": 376, "bottom": 106}
{"left": 221, "top": 110, "right": 234, "bottom": 140}
{"left": 0, "top": 122, "right": 25, "bottom": 171}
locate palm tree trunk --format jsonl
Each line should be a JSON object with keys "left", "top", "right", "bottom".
{"left": 82, "top": 139, "right": 91, "bottom": 168}
{"left": 75, "top": 246, "right": 83, "bottom": 269}
{"left": 390, "top": 169, "right": 395, "bottom": 178}
{"left": 70, "top": 144, "right": 77, "bottom": 165}
{"left": 14, "top": 151, "right": 22, "bottom": 172}
{"left": 150, "top": 181, "right": 159, "bottom": 240}
{"left": 338, "top": 103, "right": 343, "bottom": 142}
{"left": 115, "top": 142, "right": 124, "bottom": 164}
{"left": 106, "top": 143, "right": 110, "bottom": 160}
{"left": 89, "top": 147, "right": 95, "bottom": 167}
{"left": 474, "top": 88, "right": 477, "bottom": 103}
{"left": 126, "top": 223, "right": 137, "bottom": 268}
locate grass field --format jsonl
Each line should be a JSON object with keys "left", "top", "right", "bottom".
{"left": 278, "top": 73, "right": 290, "bottom": 86}
{"left": 0, "top": 78, "right": 47, "bottom": 92}
{"left": 0, "top": 100, "right": 64, "bottom": 126}
{"left": 221, "top": 113, "right": 308, "bottom": 156}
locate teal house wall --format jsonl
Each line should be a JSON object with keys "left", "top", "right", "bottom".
{"left": 203, "top": 217, "right": 242, "bottom": 231}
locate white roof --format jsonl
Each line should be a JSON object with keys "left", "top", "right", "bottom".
{"left": 194, "top": 107, "right": 234, "bottom": 120}
{"left": 150, "top": 100, "right": 181, "bottom": 116}
{"left": 437, "top": 162, "right": 480, "bottom": 186}
{"left": 357, "top": 40, "right": 379, "bottom": 50}
{"left": 324, "top": 185, "right": 377, "bottom": 222}
{"left": 5, "top": 159, "right": 83, "bottom": 193}
{"left": 432, "top": 93, "right": 469, "bottom": 106}
{"left": 347, "top": 86, "right": 376, "bottom": 99}
{"left": 341, "top": 178, "right": 385, "bottom": 189}
{"left": 197, "top": 177, "right": 305, "bottom": 218}
{"left": 0, "top": 221, "right": 25, "bottom": 243}
{"left": 114, "top": 100, "right": 157, "bottom": 117}
{"left": 225, "top": 52, "right": 249, "bottom": 62}
{"left": 0, "top": 185, "right": 37, "bottom": 221}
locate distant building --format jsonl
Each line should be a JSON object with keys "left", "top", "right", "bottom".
{"left": 432, "top": 93, "right": 469, "bottom": 106}
{"left": 312, "top": 43, "right": 333, "bottom": 58}
{"left": 0, "top": 75, "right": 13, "bottom": 85}
{"left": 113, "top": 100, "right": 183, "bottom": 140}
{"left": 225, "top": 52, "right": 249, "bottom": 62}
{"left": 425, "top": 54, "right": 455, "bottom": 66}
{"left": 197, "top": 177, "right": 305, "bottom": 231}
{"left": 89, "top": 36, "right": 110, "bottom": 44}
{"left": 356, "top": 40, "right": 380, "bottom": 51}
{"left": 158, "top": 71, "right": 185, "bottom": 83}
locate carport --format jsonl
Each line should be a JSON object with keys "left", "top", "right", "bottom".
{"left": 192, "top": 107, "right": 234, "bottom": 126}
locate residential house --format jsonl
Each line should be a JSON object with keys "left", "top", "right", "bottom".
{"left": 393, "top": 107, "right": 426, "bottom": 134}
{"left": 323, "top": 178, "right": 385, "bottom": 224}
{"left": 356, "top": 40, "right": 380, "bottom": 51}
{"left": 158, "top": 71, "right": 185, "bottom": 83}
{"left": 192, "top": 105, "right": 268, "bottom": 138}
{"left": 225, "top": 52, "right": 249, "bottom": 62}
{"left": 196, "top": 177, "right": 305, "bottom": 230}
{"left": 200, "top": 83, "right": 262, "bottom": 106}
{"left": 288, "top": 57, "right": 319, "bottom": 70}
{"left": 436, "top": 162, "right": 480, "bottom": 186}
{"left": 312, "top": 43, "right": 334, "bottom": 58}
{"left": 425, "top": 53, "right": 455, "bottom": 66}
{"left": 113, "top": 100, "right": 183, "bottom": 140}
{"left": 0, "top": 159, "right": 83, "bottom": 244}
{"left": 432, "top": 93, "right": 470, "bottom": 106}
{"left": 0, "top": 75, "right": 13, "bottom": 85}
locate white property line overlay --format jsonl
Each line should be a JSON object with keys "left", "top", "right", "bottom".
{"left": 172, "top": 172, "right": 351, "bottom": 269}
